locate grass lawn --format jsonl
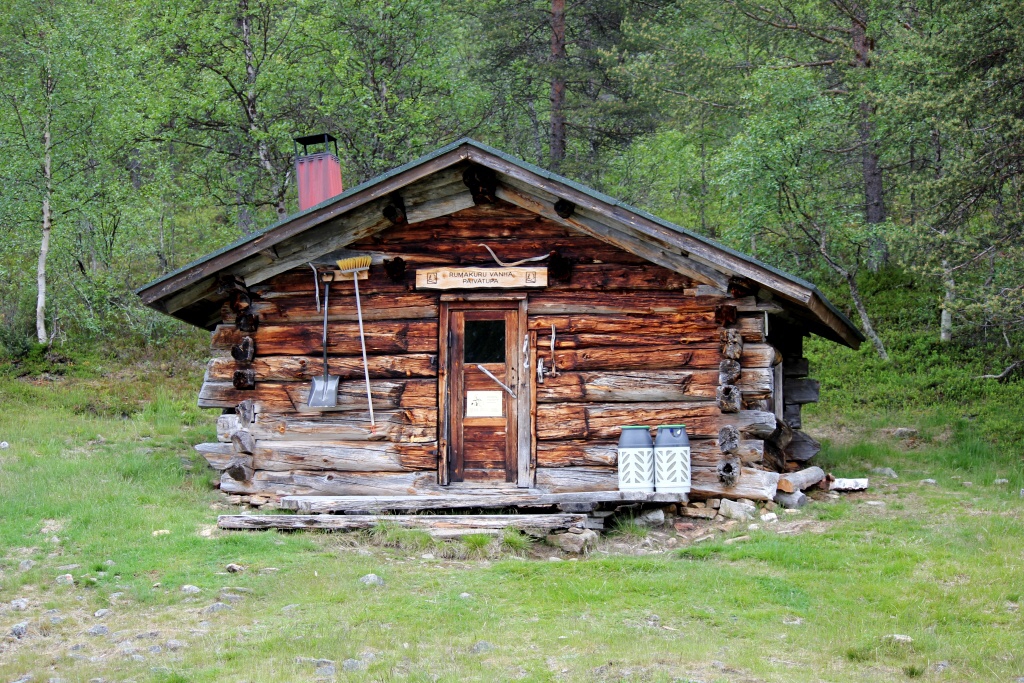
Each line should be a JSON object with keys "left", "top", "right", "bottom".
{"left": 1, "top": 364, "right": 1023, "bottom": 682}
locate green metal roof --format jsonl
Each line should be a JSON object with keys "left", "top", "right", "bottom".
{"left": 138, "top": 137, "right": 862, "bottom": 343}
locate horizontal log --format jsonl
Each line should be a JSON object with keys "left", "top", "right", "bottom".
{"left": 830, "top": 478, "right": 868, "bottom": 491}
{"left": 220, "top": 469, "right": 441, "bottom": 497}
{"left": 538, "top": 344, "right": 775, "bottom": 372}
{"left": 527, "top": 292, "right": 738, "bottom": 316}
{"left": 548, "top": 264, "right": 693, "bottom": 291}
{"left": 784, "top": 431, "right": 821, "bottom": 462}
{"left": 533, "top": 465, "right": 776, "bottom": 501}
{"left": 737, "top": 315, "right": 766, "bottom": 343}
{"left": 196, "top": 442, "right": 235, "bottom": 469}
{"left": 280, "top": 490, "right": 685, "bottom": 512}
{"left": 201, "top": 440, "right": 440, "bottom": 472}
{"left": 534, "top": 467, "right": 619, "bottom": 493}
{"left": 777, "top": 466, "right": 825, "bottom": 493}
{"left": 783, "top": 358, "right": 809, "bottom": 378}
{"left": 205, "top": 354, "right": 437, "bottom": 382}
{"left": 247, "top": 409, "right": 436, "bottom": 443}
{"left": 536, "top": 403, "right": 776, "bottom": 441}
{"left": 538, "top": 332, "right": 724, "bottom": 348}
{"left": 198, "top": 379, "right": 436, "bottom": 412}
{"left": 536, "top": 369, "right": 771, "bottom": 403}
{"left": 249, "top": 293, "right": 439, "bottom": 324}
{"left": 217, "top": 513, "right": 586, "bottom": 535}
{"left": 784, "top": 378, "right": 820, "bottom": 404}
{"left": 353, "top": 234, "right": 651, "bottom": 266}
{"left": 536, "top": 438, "right": 764, "bottom": 468}
{"left": 690, "top": 467, "right": 780, "bottom": 501}
{"left": 529, "top": 312, "right": 716, "bottom": 335}
{"left": 211, "top": 320, "right": 438, "bottom": 356}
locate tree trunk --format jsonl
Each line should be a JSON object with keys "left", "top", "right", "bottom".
{"left": 844, "top": 270, "right": 888, "bottom": 360}
{"left": 36, "top": 100, "right": 53, "bottom": 345}
{"left": 549, "top": 0, "right": 566, "bottom": 170}
{"left": 940, "top": 260, "right": 954, "bottom": 343}
{"left": 851, "top": 6, "right": 886, "bottom": 269}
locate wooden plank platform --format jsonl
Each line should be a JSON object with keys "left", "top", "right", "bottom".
{"left": 217, "top": 513, "right": 587, "bottom": 538}
{"left": 279, "top": 490, "right": 687, "bottom": 513}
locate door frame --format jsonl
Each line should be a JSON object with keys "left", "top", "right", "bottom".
{"left": 438, "top": 293, "right": 532, "bottom": 488}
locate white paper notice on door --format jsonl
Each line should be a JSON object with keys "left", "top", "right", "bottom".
{"left": 466, "top": 390, "right": 504, "bottom": 417}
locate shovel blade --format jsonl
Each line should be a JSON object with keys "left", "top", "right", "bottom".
{"left": 307, "top": 375, "right": 340, "bottom": 408}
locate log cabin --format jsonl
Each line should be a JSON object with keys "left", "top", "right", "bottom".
{"left": 138, "top": 138, "right": 862, "bottom": 516}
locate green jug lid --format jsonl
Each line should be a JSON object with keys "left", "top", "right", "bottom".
{"left": 658, "top": 424, "right": 687, "bottom": 428}
{"left": 620, "top": 425, "right": 649, "bottom": 429}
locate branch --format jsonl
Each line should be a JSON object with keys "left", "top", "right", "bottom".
{"left": 766, "top": 59, "right": 839, "bottom": 69}
{"left": 977, "top": 360, "right": 1022, "bottom": 382}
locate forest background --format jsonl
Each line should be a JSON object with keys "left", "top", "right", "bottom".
{"left": 0, "top": 0, "right": 1021, "bottom": 379}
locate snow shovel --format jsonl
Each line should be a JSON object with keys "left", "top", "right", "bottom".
{"left": 307, "top": 273, "right": 339, "bottom": 408}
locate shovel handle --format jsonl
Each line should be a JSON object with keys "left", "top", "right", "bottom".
{"left": 322, "top": 279, "right": 330, "bottom": 385}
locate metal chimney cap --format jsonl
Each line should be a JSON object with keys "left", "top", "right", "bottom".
{"left": 294, "top": 133, "right": 339, "bottom": 158}
{"left": 293, "top": 133, "right": 337, "bottom": 146}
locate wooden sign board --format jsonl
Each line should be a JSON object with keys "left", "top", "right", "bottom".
{"left": 416, "top": 266, "right": 548, "bottom": 290}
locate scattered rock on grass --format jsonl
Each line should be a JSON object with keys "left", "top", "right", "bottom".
{"left": 921, "top": 479, "right": 937, "bottom": 485}
{"left": 86, "top": 625, "right": 109, "bottom": 636}
{"left": 882, "top": 634, "right": 913, "bottom": 645}
{"left": 220, "top": 592, "right": 245, "bottom": 603}
{"left": 994, "top": 478, "right": 1008, "bottom": 485}
{"left": 151, "top": 530, "right": 170, "bottom": 537}
{"left": 459, "top": 592, "right": 472, "bottom": 599}
{"left": 892, "top": 428, "right": 918, "bottom": 439}
{"left": 359, "top": 574, "right": 384, "bottom": 586}
{"left": 166, "top": 639, "right": 187, "bottom": 651}
{"left": 93, "top": 609, "right": 110, "bottom": 618}
{"left": 341, "top": 659, "right": 364, "bottom": 672}
{"left": 470, "top": 641, "right": 494, "bottom": 654}
{"left": 18, "top": 560, "right": 35, "bottom": 572}
{"left": 225, "top": 563, "right": 245, "bottom": 573}
{"left": 201, "top": 602, "right": 232, "bottom": 614}
{"left": 281, "top": 604, "right": 299, "bottom": 612}
{"left": 871, "top": 467, "right": 898, "bottom": 478}
{"left": 181, "top": 585, "right": 201, "bottom": 595}
{"left": 55, "top": 574, "right": 74, "bottom": 586}
{"left": 10, "top": 622, "right": 28, "bottom": 638}
{"left": 10, "top": 598, "right": 29, "bottom": 611}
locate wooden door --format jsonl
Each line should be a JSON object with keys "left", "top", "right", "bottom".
{"left": 439, "top": 298, "right": 530, "bottom": 486}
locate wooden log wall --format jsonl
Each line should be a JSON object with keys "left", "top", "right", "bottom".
{"left": 193, "top": 199, "right": 820, "bottom": 506}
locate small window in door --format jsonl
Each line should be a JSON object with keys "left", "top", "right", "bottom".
{"left": 464, "top": 319, "right": 506, "bottom": 364}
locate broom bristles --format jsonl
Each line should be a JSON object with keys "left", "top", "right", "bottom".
{"left": 336, "top": 255, "right": 372, "bottom": 273}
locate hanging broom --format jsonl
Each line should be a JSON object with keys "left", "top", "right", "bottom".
{"left": 335, "top": 255, "right": 375, "bottom": 427}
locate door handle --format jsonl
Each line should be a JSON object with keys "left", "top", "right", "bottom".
{"left": 475, "top": 364, "right": 516, "bottom": 398}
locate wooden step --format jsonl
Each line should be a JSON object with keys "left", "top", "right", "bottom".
{"left": 217, "top": 513, "right": 587, "bottom": 538}
{"left": 279, "top": 490, "right": 687, "bottom": 513}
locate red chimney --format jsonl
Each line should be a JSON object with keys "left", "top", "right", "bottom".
{"left": 294, "top": 133, "right": 343, "bottom": 211}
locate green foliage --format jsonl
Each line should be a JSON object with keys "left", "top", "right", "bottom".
{"left": 459, "top": 533, "right": 494, "bottom": 558}
{"left": 609, "top": 515, "right": 649, "bottom": 540}
{"left": 499, "top": 528, "right": 533, "bottom": 555}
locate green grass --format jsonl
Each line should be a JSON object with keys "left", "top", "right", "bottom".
{"left": 0, "top": 350, "right": 1023, "bottom": 681}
